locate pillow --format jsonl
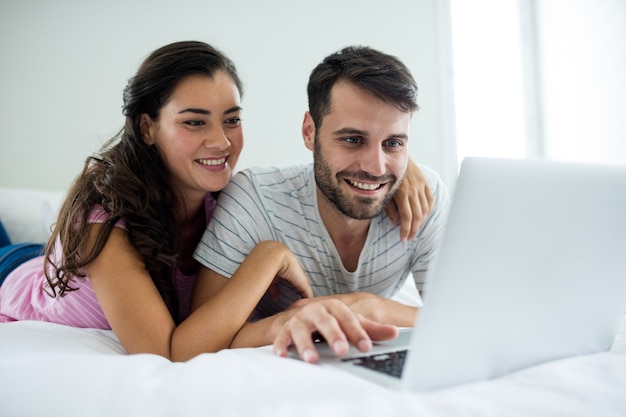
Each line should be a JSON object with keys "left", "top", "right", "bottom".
{"left": 0, "top": 188, "right": 64, "bottom": 244}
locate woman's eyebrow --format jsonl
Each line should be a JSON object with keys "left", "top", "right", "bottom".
{"left": 178, "top": 108, "right": 210, "bottom": 115}
{"left": 177, "top": 106, "right": 242, "bottom": 116}
{"left": 223, "top": 106, "right": 243, "bottom": 115}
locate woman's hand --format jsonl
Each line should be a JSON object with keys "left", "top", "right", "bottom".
{"left": 385, "top": 157, "right": 434, "bottom": 241}
{"left": 259, "top": 241, "right": 313, "bottom": 300}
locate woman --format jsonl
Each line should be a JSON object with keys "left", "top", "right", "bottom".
{"left": 0, "top": 41, "right": 431, "bottom": 361}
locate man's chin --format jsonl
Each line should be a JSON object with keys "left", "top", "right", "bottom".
{"left": 342, "top": 199, "right": 386, "bottom": 220}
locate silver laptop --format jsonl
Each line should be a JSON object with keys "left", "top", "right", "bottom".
{"left": 295, "top": 157, "right": 626, "bottom": 391}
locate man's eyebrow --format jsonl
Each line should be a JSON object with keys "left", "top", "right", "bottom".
{"left": 388, "top": 133, "right": 409, "bottom": 140}
{"left": 333, "top": 127, "right": 409, "bottom": 140}
{"left": 177, "top": 106, "right": 243, "bottom": 115}
{"left": 333, "top": 127, "right": 368, "bottom": 136}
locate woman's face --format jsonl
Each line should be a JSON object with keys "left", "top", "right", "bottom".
{"left": 140, "top": 72, "right": 243, "bottom": 201}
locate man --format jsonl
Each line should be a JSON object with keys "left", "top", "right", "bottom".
{"left": 193, "top": 46, "right": 449, "bottom": 363}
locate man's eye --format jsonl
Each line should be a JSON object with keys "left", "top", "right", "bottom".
{"left": 345, "top": 136, "right": 361, "bottom": 144}
{"left": 385, "top": 139, "right": 403, "bottom": 148}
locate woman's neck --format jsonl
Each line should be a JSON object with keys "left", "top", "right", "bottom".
{"left": 174, "top": 189, "right": 205, "bottom": 223}
{"left": 175, "top": 192, "right": 207, "bottom": 275}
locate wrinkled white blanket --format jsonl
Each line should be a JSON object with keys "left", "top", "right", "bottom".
{"left": 1, "top": 319, "right": 625, "bottom": 417}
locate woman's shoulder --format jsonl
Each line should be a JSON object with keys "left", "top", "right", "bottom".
{"left": 87, "top": 205, "right": 127, "bottom": 229}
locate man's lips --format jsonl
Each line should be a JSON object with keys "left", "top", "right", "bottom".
{"left": 346, "top": 179, "right": 383, "bottom": 191}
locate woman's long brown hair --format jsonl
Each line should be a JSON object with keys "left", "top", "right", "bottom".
{"left": 43, "top": 41, "right": 243, "bottom": 323}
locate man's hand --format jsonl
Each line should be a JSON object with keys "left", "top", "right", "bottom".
{"left": 288, "top": 292, "right": 417, "bottom": 326}
{"left": 273, "top": 299, "right": 398, "bottom": 364}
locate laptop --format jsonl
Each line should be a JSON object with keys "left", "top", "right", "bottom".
{"left": 293, "top": 157, "right": 626, "bottom": 391}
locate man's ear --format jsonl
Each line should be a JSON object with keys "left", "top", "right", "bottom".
{"left": 302, "top": 111, "right": 316, "bottom": 151}
{"left": 139, "top": 114, "right": 156, "bottom": 145}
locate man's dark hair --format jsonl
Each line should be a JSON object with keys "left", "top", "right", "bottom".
{"left": 307, "top": 45, "right": 419, "bottom": 128}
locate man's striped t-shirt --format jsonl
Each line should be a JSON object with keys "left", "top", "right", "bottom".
{"left": 194, "top": 163, "right": 449, "bottom": 318}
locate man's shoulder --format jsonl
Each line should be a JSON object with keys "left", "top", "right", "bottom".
{"left": 215, "top": 164, "right": 315, "bottom": 228}
{"left": 231, "top": 164, "right": 312, "bottom": 188}
{"left": 416, "top": 163, "right": 449, "bottom": 196}
{"left": 416, "top": 163, "right": 443, "bottom": 184}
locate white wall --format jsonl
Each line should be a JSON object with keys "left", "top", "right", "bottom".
{"left": 0, "top": 0, "right": 454, "bottom": 191}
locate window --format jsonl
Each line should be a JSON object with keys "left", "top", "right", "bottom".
{"left": 449, "top": 0, "right": 625, "bottom": 170}
{"left": 450, "top": 0, "right": 529, "bottom": 167}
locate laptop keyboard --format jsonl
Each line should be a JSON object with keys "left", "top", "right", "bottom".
{"left": 342, "top": 349, "right": 408, "bottom": 379}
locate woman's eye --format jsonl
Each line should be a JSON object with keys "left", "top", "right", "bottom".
{"left": 225, "top": 117, "right": 242, "bottom": 126}
{"left": 185, "top": 120, "right": 204, "bottom": 127}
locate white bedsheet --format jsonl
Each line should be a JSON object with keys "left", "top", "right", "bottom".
{"left": 1, "top": 319, "right": 626, "bottom": 417}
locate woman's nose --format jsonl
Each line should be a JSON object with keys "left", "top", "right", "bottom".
{"left": 204, "top": 127, "right": 231, "bottom": 150}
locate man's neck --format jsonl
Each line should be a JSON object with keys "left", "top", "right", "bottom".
{"left": 316, "top": 187, "right": 370, "bottom": 272}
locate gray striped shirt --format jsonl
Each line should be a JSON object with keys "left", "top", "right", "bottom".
{"left": 194, "top": 163, "right": 449, "bottom": 319}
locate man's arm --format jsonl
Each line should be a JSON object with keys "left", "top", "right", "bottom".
{"left": 226, "top": 290, "right": 414, "bottom": 364}
{"left": 287, "top": 292, "right": 418, "bottom": 327}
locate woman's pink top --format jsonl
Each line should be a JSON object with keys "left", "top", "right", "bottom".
{"left": 0, "top": 193, "right": 216, "bottom": 329}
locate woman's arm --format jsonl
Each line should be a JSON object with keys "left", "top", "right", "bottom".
{"left": 179, "top": 240, "right": 312, "bottom": 359}
{"left": 385, "top": 157, "right": 434, "bottom": 241}
{"left": 87, "top": 227, "right": 311, "bottom": 362}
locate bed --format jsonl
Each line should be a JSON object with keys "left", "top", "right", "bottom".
{"left": 2, "top": 188, "right": 626, "bottom": 417}
{"left": 1, "top": 319, "right": 625, "bottom": 417}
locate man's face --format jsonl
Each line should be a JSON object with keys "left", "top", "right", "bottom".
{"left": 304, "top": 81, "right": 411, "bottom": 220}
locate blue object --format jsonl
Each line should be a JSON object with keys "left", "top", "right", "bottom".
{"left": 0, "top": 220, "right": 10, "bottom": 247}
{"left": 0, "top": 242, "right": 45, "bottom": 286}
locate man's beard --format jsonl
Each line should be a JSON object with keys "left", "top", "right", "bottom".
{"left": 313, "top": 139, "right": 402, "bottom": 220}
